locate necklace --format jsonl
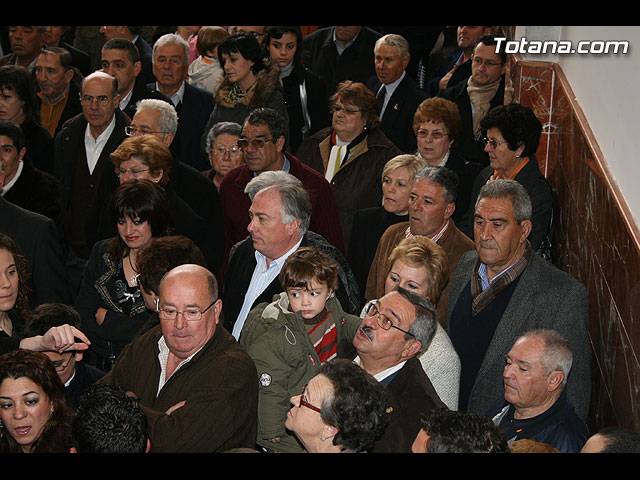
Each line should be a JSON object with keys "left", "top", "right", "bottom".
{"left": 128, "top": 254, "right": 140, "bottom": 286}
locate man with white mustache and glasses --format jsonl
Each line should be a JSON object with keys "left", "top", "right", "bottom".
{"left": 341, "top": 286, "right": 446, "bottom": 453}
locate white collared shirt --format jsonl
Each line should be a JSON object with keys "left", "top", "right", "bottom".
{"left": 377, "top": 71, "right": 405, "bottom": 118}
{"left": 156, "top": 335, "right": 202, "bottom": 396}
{"left": 84, "top": 115, "right": 116, "bottom": 174}
{"left": 353, "top": 355, "right": 407, "bottom": 383}
{"left": 232, "top": 238, "right": 303, "bottom": 340}
{"left": 0, "top": 160, "right": 23, "bottom": 196}
{"left": 156, "top": 80, "right": 185, "bottom": 108}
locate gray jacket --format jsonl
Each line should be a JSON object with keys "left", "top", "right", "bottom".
{"left": 447, "top": 250, "right": 591, "bottom": 420}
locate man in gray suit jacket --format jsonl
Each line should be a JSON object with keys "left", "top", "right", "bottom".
{"left": 447, "top": 179, "right": 590, "bottom": 420}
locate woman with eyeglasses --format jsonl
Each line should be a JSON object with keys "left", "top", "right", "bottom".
{"left": 75, "top": 179, "right": 173, "bottom": 372}
{"left": 413, "top": 97, "right": 483, "bottom": 224}
{"left": 296, "top": 80, "right": 403, "bottom": 250}
{"left": 460, "top": 103, "right": 553, "bottom": 253}
{"left": 264, "top": 26, "right": 331, "bottom": 154}
{"left": 203, "top": 121, "right": 245, "bottom": 189}
{"left": 0, "top": 349, "right": 74, "bottom": 453}
{"left": 200, "top": 33, "right": 290, "bottom": 156}
{"left": 379, "top": 235, "right": 461, "bottom": 411}
{"left": 285, "top": 358, "right": 387, "bottom": 453}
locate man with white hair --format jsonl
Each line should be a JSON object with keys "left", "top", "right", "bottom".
{"left": 151, "top": 33, "right": 213, "bottom": 171}
{"left": 487, "top": 329, "right": 589, "bottom": 453}
{"left": 222, "top": 171, "right": 360, "bottom": 339}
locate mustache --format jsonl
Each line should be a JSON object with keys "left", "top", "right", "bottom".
{"left": 360, "top": 325, "right": 374, "bottom": 341}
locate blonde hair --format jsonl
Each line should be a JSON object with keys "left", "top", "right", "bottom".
{"left": 386, "top": 236, "right": 449, "bottom": 304}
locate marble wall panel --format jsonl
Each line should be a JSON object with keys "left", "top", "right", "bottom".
{"left": 511, "top": 59, "right": 640, "bottom": 433}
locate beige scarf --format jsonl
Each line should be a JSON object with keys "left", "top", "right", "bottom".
{"left": 467, "top": 77, "right": 501, "bottom": 140}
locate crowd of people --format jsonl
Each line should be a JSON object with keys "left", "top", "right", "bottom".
{"left": 0, "top": 25, "right": 636, "bottom": 454}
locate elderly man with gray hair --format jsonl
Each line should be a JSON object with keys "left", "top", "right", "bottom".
{"left": 365, "top": 33, "right": 428, "bottom": 153}
{"left": 366, "top": 164, "right": 474, "bottom": 324}
{"left": 222, "top": 170, "right": 360, "bottom": 340}
{"left": 486, "top": 329, "right": 589, "bottom": 453}
{"left": 447, "top": 179, "right": 591, "bottom": 423}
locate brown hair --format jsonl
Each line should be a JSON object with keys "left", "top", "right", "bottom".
{"left": 386, "top": 236, "right": 448, "bottom": 304}
{"left": 0, "top": 233, "right": 30, "bottom": 315}
{"left": 195, "top": 26, "right": 230, "bottom": 57}
{"left": 413, "top": 97, "right": 462, "bottom": 142}
{"left": 110, "top": 135, "right": 173, "bottom": 185}
{"left": 279, "top": 247, "right": 339, "bottom": 292}
{"left": 0, "top": 349, "right": 69, "bottom": 453}
{"left": 330, "top": 80, "right": 380, "bottom": 130}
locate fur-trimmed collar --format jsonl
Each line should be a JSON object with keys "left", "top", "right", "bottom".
{"left": 213, "top": 59, "right": 281, "bottom": 109}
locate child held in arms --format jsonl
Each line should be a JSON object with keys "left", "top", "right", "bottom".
{"left": 240, "top": 246, "right": 361, "bottom": 453}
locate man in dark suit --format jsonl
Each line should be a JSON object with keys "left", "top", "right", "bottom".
{"left": 127, "top": 98, "right": 224, "bottom": 274}
{"left": 0, "top": 120, "right": 61, "bottom": 224}
{"left": 220, "top": 108, "right": 344, "bottom": 259}
{"left": 447, "top": 179, "right": 591, "bottom": 421}
{"left": 366, "top": 33, "right": 427, "bottom": 153}
{"left": 303, "top": 26, "right": 381, "bottom": 95}
{"left": 0, "top": 158, "right": 72, "bottom": 305}
{"left": 53, "top": 71, "right": 129, "bottom": 292}
{"left": 345, "top": 287, "right": 446, "bottom": 453}
{"left": 438, "top": 34, "right": 507, "bottom": 167}
{"left": 100, "top": 38, "right": 169, "bottom": 120}
{"left": 100, "top": 26, "right": 155, "bottom": 85}
{"left": 424, "top": 26, "right": 492, "bottom": 97}
{"left": 150, "top": 33, "right": 214, "bottom": 171}
{"left": 222, "top": 172, "right": 360, "bottom": 340}
{"left": 42, "top": 26, "right": 92, "bottom": 77}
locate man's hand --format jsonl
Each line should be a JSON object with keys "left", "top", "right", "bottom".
{"left": 438, "top": 65, "right": 457, "bottom": 90}
{"left": 95, "top": 307, "right": 108, "bottom": 326}
{"left": 19, "top": 324, "right": 91, "bottom": 353}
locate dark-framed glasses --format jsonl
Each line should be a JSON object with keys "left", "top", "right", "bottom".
{"left": 157, "top": 301, "right": 215, "bottom": 322}
{"left": 299, "top": 384, "right": 322, "bottom": 413}
{"left": 364, "top": 301, "right": 415, "bottom": 337}
{"left": 330, "top": 104, "right": 361, "bottom": 115}
{"left": 51, "top": 353, "right": 74, "bottom": 371}
{"left": 416, "top": 129, "right": 449, "bottom": 141}
{"left": 236, "top": 136, "right": 275, "bottom": 150}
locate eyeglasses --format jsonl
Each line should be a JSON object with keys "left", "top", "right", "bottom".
{"left": 79, "top": 94, "right": 113, "bottom": 106}
{"left": 299, "top": 384, "right": 322, "bottom": 413}
{"left": 330, "top": 105, "right": 361, "bottom": 115}
{"left": 115, "top": 167, "right": 150, "bottom": 177}
{"left": 125, "top": 126, "right": 167, "bottom": 136}
{"left": 157, "top": 301, "right": 215, "bottom": 322}
{"left": 236, "top": 136, "right": 276, "bottom": 150}
{"left": 212, "top": 144, "right": 241, "bottom": 156}
{"left": 416, "top": 129, "right": 449, "bottom": 141}
{"left": 364, "top": 301, "right": 415, "bottom": 337}
{"left": 51, "top": 353, "right": 74, "bottom": 372}
{"left": 481, "top": 137, "right": 507, "bottom": 149}
{"left": 472, "top": 56, "right": 502, "bottom": 68}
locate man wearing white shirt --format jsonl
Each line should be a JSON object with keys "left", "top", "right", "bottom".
{"left": 347, "top": 287, "right": 446, "bottom": 452}
{"left": 223, "top": 171, "right": 360, "bottom": 339}
{"left": 53, "top": 71, "right": 128, "bottom": 290}
{"left": 365, "top": 34, "right": 427, "bottom": 153}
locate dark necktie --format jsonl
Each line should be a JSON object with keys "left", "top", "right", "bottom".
{"left": 377, "top": 85, "right": 386, "bottom": 115}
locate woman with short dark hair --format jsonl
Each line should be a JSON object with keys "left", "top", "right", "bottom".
{"left": 75, "top": 179, "right": 173, "bottom": 372}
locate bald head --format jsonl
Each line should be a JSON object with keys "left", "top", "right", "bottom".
{"left": 158, "top": 264, "right": 221, "bottom": 360}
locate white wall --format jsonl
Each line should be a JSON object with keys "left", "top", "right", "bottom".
{"left": 514, "top": 26, "right": 640, "bottom": 226}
